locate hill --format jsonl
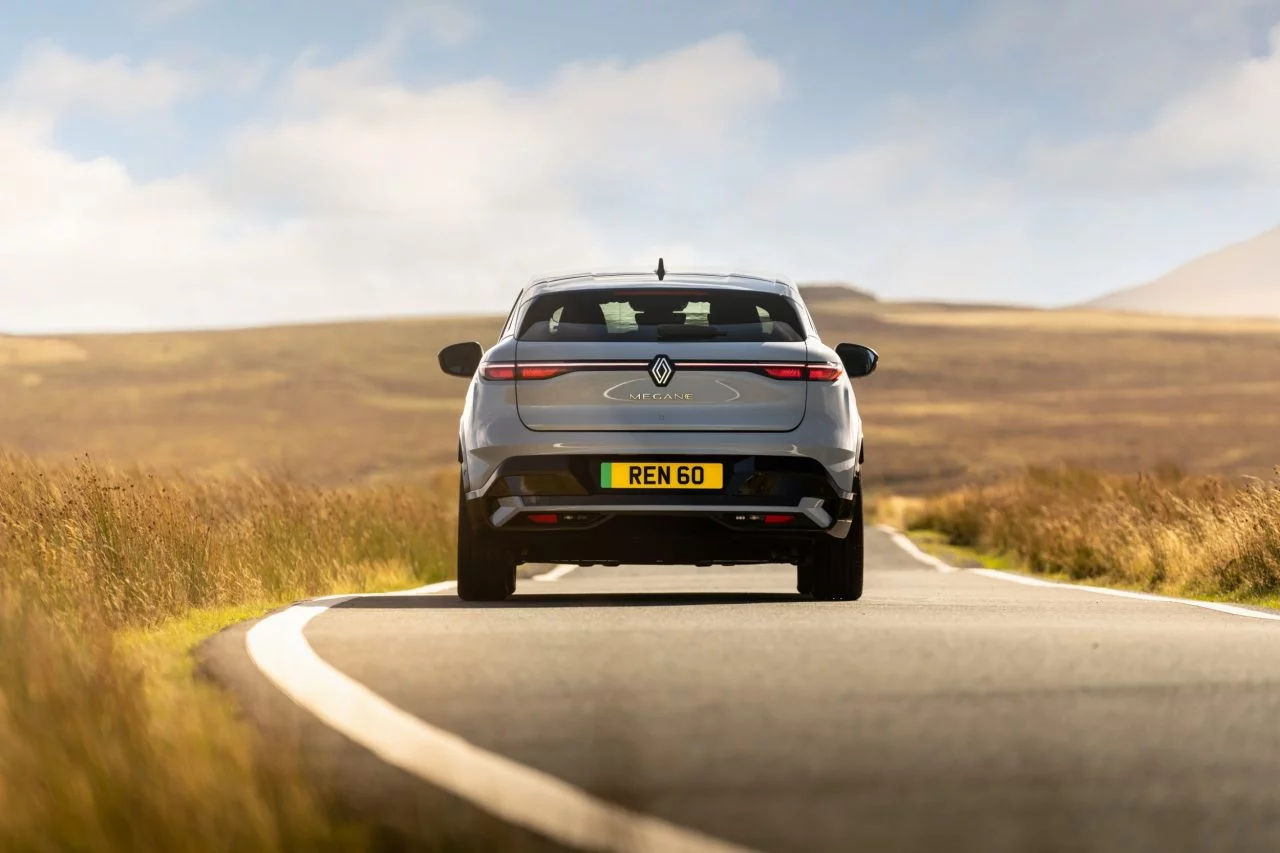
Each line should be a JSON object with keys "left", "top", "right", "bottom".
{"left": 796, "top": 282, "right": 877, "bottom": 303}
{"left": 4, "top": 302, "right": 1280, "bottom": 493}
{"left": 1085, "top": 226, "right": 1280, "bottom": 317}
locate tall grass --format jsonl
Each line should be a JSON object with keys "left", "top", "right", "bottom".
{"left": 0, "top": 454, "right": 456, "bottom": 851}
{"left": 906, "top": 464, "right": 1280, "bottom": 601}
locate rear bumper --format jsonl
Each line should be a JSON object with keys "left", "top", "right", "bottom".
{"left": 464, "top": 454, "right": 858, "bottom": 564}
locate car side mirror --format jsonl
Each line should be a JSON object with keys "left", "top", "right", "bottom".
{"left": 438, "top": 341, "right": 483, "bottom": 377}
{"left": 836, "top": 343, "right": 878, "bottom": 378}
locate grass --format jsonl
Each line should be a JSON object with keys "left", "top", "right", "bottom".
{"left": 7, "top": 298, "right": 1280, "bottom": 494}
{"left": 0, "top": 453, "right": 456, "bottom": 852}
{"left": 900, "top": 463, "right": 1280, "bottom": 607}
{"left": 5, "top": 296, "right": 1280, "bottom": 845}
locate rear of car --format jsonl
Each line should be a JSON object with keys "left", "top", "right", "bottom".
{"left": 439, "top": 272, "right": 877, "bottom": 602}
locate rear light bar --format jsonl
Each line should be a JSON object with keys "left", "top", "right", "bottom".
{"left": 763, "top": 364, "right": 842, "bottom": 382}
{"left": 517, "top": 365, "right": 567, "bottom": 380}
{"left": 481, "top": 363, "right": 571, "bottom": 381}
{"left": 480, "top": 361, "right": 842, "bottom": 382}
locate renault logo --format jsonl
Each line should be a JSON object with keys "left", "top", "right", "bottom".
{"left": 649, "top": 354, "right": 674, "bottom": 387}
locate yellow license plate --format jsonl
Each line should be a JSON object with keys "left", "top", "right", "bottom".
{"left": 600, "top": 462, "right": 723, "bottom": 490}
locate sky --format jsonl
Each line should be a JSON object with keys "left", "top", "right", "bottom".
{"left": 1, "top": 0, "right": 1279, "bottom": 332}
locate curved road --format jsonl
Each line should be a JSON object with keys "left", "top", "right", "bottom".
{"left": 202, "top": 528, "right": 1280, "bottom": 852}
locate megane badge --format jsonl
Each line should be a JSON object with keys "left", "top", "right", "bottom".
{"left": 649, "top": 354, "right": 674, "bottom": 387}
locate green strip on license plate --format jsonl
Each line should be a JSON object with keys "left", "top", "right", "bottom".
{"left": 600, "top": 462, "right": 723, "bottom": 489}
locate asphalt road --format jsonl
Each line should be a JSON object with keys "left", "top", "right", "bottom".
{"left": 203, "top": 528, "right": 1280, "bottom": 853}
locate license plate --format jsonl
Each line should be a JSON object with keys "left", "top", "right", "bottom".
{"left": 600, "top": 462, "right": 723, "bottom": 490}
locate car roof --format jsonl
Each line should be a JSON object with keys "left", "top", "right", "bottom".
{"left": 523, "top": 268, "right": 797, "bottom": 300}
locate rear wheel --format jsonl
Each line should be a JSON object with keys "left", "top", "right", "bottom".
{"left": 809, "top": 486, "right": 864, "bottom": 601}
{"left": 456, "top": 475, "right": 516, "bottom": 602}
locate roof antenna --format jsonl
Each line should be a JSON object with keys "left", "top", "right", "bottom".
{"left": 656, "top": 257, "right": 666, "bottom": 281}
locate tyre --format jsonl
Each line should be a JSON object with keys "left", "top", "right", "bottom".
{"left": 456, "top": 475, "right": 516, "bottom": 602}
{"left": 809, "top": 487, "right": 864, "bottom": 601}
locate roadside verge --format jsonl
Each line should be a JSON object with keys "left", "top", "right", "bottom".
{"left": 880, "top": 523, "right": 1280, "bottom": 624}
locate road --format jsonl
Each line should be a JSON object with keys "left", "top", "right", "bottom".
{"left": 202, "top": 528, "right": 1280, "bottom": 853}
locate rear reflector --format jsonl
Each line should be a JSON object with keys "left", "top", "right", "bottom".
{"left": 731, "top": 513, "right": 799, "bottom": 526}
{"left": 526, "top": 514, "right": 558, "bottom": 525}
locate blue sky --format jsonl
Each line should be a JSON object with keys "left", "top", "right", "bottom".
{"left": 1, "top": 0, "right": 1279, "bottom": 331}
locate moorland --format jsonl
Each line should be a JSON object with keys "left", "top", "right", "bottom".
{"left": 4, "top": 292, "right": 1280, "bottom": 493}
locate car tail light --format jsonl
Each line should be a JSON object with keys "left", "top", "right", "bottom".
{"left": 482, "top": 360, "right": 843, "bottom": 381}
{"left": 481, "top": 363, "right": 516, "bottom": 381}
{"left": 804, "top": 364, "right": 842, "bottom": 382}
{"left": 517, "top": 365, "right": 569, "bottom": 380}
{"left": 480, "top": 363, "right": 570, "bottom": 381}
{"left": 760, "top": 363, "right": 842, "bottom": 381}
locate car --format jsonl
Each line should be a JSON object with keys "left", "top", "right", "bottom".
{"left": 438, "top": 262, "right": 878, "bottom": 602}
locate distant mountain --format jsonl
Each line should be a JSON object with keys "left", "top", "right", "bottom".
{"left": 797, "top": 282, "right": 878, "bottom": 303}
{"left": 1085, "top": 226, "right": 1280, "bottom": 318}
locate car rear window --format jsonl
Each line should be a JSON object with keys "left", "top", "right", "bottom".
{"left": 517, "top": 289, "right": 806, "bottom": 342}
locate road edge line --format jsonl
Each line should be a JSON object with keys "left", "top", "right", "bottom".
{"left": 874, "top": 524, "right": 958, "bottom": 573}
{"left": 879, "top": 525, "right": 1280, "bottom": 624}
{"left": 244, "top": 590, "right": 758, "bottom": 853}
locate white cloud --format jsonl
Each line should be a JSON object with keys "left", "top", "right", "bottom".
{"left": 1029, "top": 25, "right": 1280, "bottom": 187}
{"left": 0, "top": 34, "right": 782, "bottom": 332}
{"left": 7, "top": 41, "right": 200, "bottom": 119}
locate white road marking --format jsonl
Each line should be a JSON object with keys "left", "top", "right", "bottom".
{"left": 875, "top": 524, "right": 958, "bottom": 573}
{"left": 968, "top": 568, "right": 1280, "bottom": 622}
{"left": 532, "top": 563, "right": 579, "bottom": 582}
{"left": 245, "top": 585, "right": 759, "bottom": 853}
{"left": 881, "top": 526, "right": 1280, "bottom": 624}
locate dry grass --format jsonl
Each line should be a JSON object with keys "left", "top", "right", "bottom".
{"left": 814, "top": 302, "right": 1280, "bottom": 493}
{"left": 0, "top": 453, "right": 455, "bottom": 852}
{"left": 7, "top": 300, "right": 1280, "bottom": 495}
{"left": 904, "top": 464, "right": 1280, "bottom": 602}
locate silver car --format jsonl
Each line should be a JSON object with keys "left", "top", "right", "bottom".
{"left": 438, "top": 264, "right": 878, "bottom": 602}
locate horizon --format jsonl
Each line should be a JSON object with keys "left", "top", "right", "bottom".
{"left": 2, "top": 1, "right": 1279, "bottom": 333}
{"left": 0, "top": 277, "right": 1060, "bottom": 337}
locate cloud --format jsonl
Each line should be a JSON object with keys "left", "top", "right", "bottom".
{"left": 1029, "top": 25, "right": 1280, "bottom": 188}
{"left": 0, "top": 34, "right": 783, "bottom": 332}
{"left": 7, "top": 41, "right": 200, "bottom": 120}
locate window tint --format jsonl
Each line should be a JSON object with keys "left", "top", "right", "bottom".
{"left": 518, "top": 289, "right": 805, "bottom": 342}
